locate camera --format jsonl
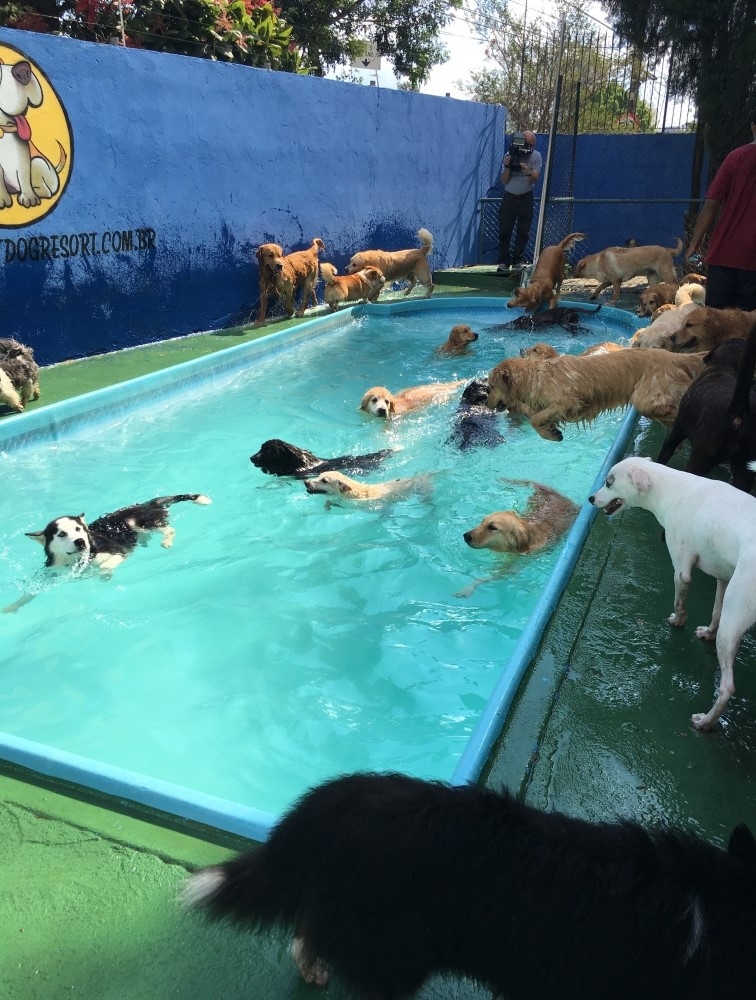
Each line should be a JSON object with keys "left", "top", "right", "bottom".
{"left": 507, "top": 132, "right": 532, "bottom": 172}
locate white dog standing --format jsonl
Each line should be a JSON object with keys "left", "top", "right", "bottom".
{"left": 589, "top": 457, "right": 756, "bottom": 731}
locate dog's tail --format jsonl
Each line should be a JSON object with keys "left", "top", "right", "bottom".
{"left": 417, "top": 228, "right": 433, "bottom": 254}
{"left": 729, "top": 320, "right": 756, "bottom": 420}
{"left": 311, "top": 238, "right": 326, "bottom": 254}
{"left": 153, "top": 494, "right": 212, "bottom": 507}
{"left": 558, "top": 232, "right": 587, "bottom": 253}
{"left": 319, "top": 262, "right": 338, "bottom": 285}
{"left": 182, "top": 848, "right": 296, "bottom": 932}
{"left": 671, "top": 237, "right": 684, "bottom": 256}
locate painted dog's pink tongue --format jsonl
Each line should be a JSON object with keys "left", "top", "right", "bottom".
{"left": 14, "top": 115, "right": 31, "bottom": 142}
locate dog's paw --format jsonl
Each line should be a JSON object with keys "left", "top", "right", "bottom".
{"left": 694, "top": 625, "right": 716, "bottom": 641}
{"left": 667, "top": 611, "right": 687, "bottom": 627}
{"left": 691, "top": 712, "right": 715, "bottom": 732}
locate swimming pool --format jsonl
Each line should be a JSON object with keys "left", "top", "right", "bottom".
{"left": 0, "top": 298, "right": 638, "bottom": 840}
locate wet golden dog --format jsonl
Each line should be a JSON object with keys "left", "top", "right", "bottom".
{"left": 506, "top": 232, "right": 586, "bottom": 312}
{"left": 637, "top": 281, "right": 679, "bottom": 317}
{"left": 437, "top": 324, "right": 478, "bottom": 355}
{"left": 520, "top": 341, "right": 624, "bottom": 360}
{"left": 668, "top": 306, "right": 756, "bottom": 353}
{"left": 464, "top": 480, "right": 579, "bottom": 554}
{"left": 345, "top": 229, "right": 434, "bottom": 298}
{"left": 303, "top": 471, "right": 431, "bottom": 501}
{"left": 486, "top": 349, "right": 705, "bottom": 440}
{"left": 255, "top": 238, "right": 325, "bottom": 325}
{"left": 359, "top": 380, "right": 466, "bottom": 418}
{"left": 674, "top": 282, "right": 706, "bottom": 308}
{"left": 573, "top": 239, "right": 682, "bottom": 304}
{"left": 319, "top": 263, "right": 385, "bottom": 311}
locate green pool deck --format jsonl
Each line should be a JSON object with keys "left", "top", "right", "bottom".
{"left": 2, "top": 270, "right": 756, "bottom": 1000}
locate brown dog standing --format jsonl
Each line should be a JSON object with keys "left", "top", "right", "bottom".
{"left": 506, "top": 232, "right": 586, "bottom": 312}
{"left": 255, "top": 238, "right": 325, "bottom": 325}
{"left": 320, "top": 263, "right": 385, "bottom": 310}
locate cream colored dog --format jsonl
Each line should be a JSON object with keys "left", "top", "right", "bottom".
{"left": 629, "top": 301, "right": 700, "bottom": 350}
{"left": 303, "top": 471, "right": 431, "bottom": 501}
{"left": 319, "top": 263, "right": 385, "bottom": 310}
{"left": 573, "top": 239, "right": 682, "bottom": 304}
{"left": 345, "top": 229, "right": 434, "bottom": 297}
{"left": 359, "top": 380, "right": 466, "bottom": 418}
{"left": 486, "top": 349, "right": 704, "bottom": 440}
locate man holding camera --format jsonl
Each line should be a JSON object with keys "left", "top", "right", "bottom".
{"left": 497, "top": 130, "right": 542, "bottom": 275}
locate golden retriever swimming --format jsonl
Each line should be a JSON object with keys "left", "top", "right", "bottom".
{"left": 345, "top": 229, "right": 434, "bottom": 298}
{"left": 464, "top": 480, "right": 579, "bottom": 554}
{"left": 303, "top": 471, "right": 430, "bottom": 501}
{"left": 506, "top": 232, "right": 586, "bottom": 312}
{"left": 319, "top": 263, "right": 385, "bottom": 310}
{"left": 255, "top": 238, "right": 325, "bottom": 324}
{"left": 359, "top": 380, "right": 466, "bottom": 418}
{"left": 573, "top": 239, "right": 682, "bottom": 304}
{"left": 668, "top": 306, "right": 756, "bottom": 353}
{"left": 486, "top": 349, "right": 705, "bottom": 440}
{"left": 437, "top": 324, "right": 478, "bottom": 355}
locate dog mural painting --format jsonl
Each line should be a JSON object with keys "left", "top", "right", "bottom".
{"left": 0, "top": 42, "right": 72, "bottom": 225}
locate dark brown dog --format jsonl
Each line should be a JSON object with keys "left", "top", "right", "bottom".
{"left": 506, "top": 233, "right": 586, "bottom": 312}
{"left": 255, "top": 238, "right": 325, "bottom": 325}
{"left": 657, "top": 323, "right": 756, "bottom": 491}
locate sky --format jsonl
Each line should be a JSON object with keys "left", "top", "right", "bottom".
{"left": 342, "top": 1, "right": 614, "bottom": 100}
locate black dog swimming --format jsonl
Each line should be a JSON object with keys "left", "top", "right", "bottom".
{"left": 184, "top": 771, "right": 756, "bottom": 1000}
{"left": 447, "top": 377, "right": 506, "bottom": 450}
{"left": 656, "top": 327, "right": 756, "bottom": 492}
{"left": 488, "top": 303, "right": 602, "bottom": 334}
{"left": 250, "top": 438, "right": 394, "bottom": 478}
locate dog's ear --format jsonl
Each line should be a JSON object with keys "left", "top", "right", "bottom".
{"left": 25, "top": 530, "right": 47, "bottom": 546}
{"left": 627, "top": 465, "right": 651, "bottom": 494}
{"left": 388, "top": 397, "right": 396, "bottom": 416}
{"left": 255, "top": 247, "right": 263, "bottom": 261}
{"left": 509, "top": 521, "right": 530, "bottom": 552}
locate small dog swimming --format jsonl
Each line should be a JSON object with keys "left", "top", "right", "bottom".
{"left": 490, "top": 303, "right": 601, "bottom": 333}
{"left": 4, "top": 494, "right": 211, "bottom": 613}
{"left": 303, "top": 471, "right": 430, "bottom": 502}
{"left": 183, "top": 771, "right": 756, "bottom": 1000}
{"left": 250, "top": 439, "right": 394, "bottom": 478}
{"left": 446, "top": 377, "right": 506, "bottom": 450}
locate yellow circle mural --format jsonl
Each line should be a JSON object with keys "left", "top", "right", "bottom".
{"left": 0, "top": 41, "right": 73, "bottom": 228}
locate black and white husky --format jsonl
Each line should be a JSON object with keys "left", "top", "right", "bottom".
{"left": 4, "top": 494, "right": 211, "bottom": 613}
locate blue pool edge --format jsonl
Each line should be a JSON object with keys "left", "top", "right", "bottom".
{"left": 0, "top": 298, "right": 640, "bottom": 841}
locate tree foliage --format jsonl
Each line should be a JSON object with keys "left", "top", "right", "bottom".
{"left": 0, "top": 0, "right": 463, "bottom": 86}
{"left": 465, "top": 1, "right": 655, "bottom": 132}
{"left": 599, "top": 0, "right": 756, "bottom": 168}
{"left": 0, "top": 0, "right": 310, "bottom": 73}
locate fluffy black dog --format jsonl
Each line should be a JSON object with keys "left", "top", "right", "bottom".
{"left": 488, "top": 303, "right": 601, "bottom": 334}
{"left": 656, "top": 326, "right": 756, "bottom": 491}
{"left": 184, "top": 771, "right": 756, "bottom": 1000}
{"left": 250, "top": 438, "right": 394, "bottom": 478}
{"left": 447, "top": 377, "right": 506, "bottom": 450}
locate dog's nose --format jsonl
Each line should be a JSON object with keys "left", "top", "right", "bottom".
{"left": 588, "top": 494, "right": 596, "bottom": 505}
{"left": 12, "top": 61, "right": 32, "bottom": 86}
{"left": 463, "top": 531, "right": 472, "bottom": 544}
{"left": 377, "top": 407, "right": 387, "bottom": 418}
{"left": 74, "top": 537, "right": 86, "bottom": 550}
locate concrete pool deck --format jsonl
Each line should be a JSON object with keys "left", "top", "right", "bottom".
{"left": 2, "top": 271, "right": 755, "bottom": 999}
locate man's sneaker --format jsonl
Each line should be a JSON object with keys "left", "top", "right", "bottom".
{"left": 496, "top": 264, "right": 513, "bottom": 274}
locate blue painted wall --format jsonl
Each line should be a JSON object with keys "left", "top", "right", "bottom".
{"left": 1, "top": 29, "right": 700, "bottom": 366}
{"left": 0, "top": 29, "right": 504, "bottom": 365}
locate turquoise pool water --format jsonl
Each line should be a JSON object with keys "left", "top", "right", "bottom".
{"left": 0, "top": 299, "right": 637, "bottom": 837}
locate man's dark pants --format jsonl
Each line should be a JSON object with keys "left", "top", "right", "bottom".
{"left": 498, "top": 190, "right": 534, "bottom": 267}
{"left": 705, "top": 265, "right": 756, "bottom": 312}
